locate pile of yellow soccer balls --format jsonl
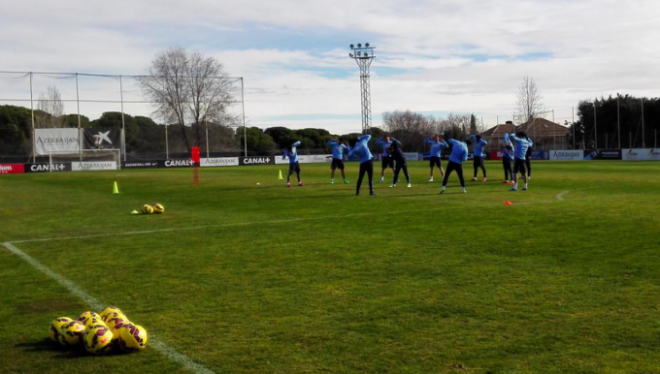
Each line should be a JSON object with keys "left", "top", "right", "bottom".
{"left": 142, "top": 203, "right": 165, "bottom": 215}
{"left": 49, "top": 306, "right": 148, "bottom": 355}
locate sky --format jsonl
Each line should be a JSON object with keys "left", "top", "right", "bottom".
{"left": 1, "top": 0, "right": 660, "bottom": 134}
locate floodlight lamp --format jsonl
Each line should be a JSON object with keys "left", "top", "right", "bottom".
{"left": 363, "top": 52, "right": 368, "bottom": 57}
{"left": 349, "top": 53, "right": 354, "bottom": 57}
{"left": 365, "top": 43, "right": 370, "bottom": 47}
{"left": 350, "top": 44, "right": 354, "bottom": 49}
{"left": 357, "top": 43, "right": 362, "bottom": 48}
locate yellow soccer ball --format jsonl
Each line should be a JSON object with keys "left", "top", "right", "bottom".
{"left": 118, "top": 323, "right": 148, "bottom": 352}
{"left": 58, "top": 321, "right": 86, "bottom": 346}
{"left": 49, "top": 317, "right": 73, "bottom": 342}
{"left": 84, "top": 316, "right": 107, "bottom": 328}
{"left": 102, "top": 311, "right": 128, "bottom": 324}
{"left": 99, "top": 306, "right": 124, "bottom": 321}
{"left": 142, "top": 204, "right": 154, "bottom": 214}
{"left": 153, "top": 203, "right": 165, "bottom": 214}
{"left": 105, "top": 316, "right": 130, "bottom": 341}
{"left": 84, "top": 324, "right": 114, "bottom": 355}
{"left": 77, "top": 311, "right": 101, "bottom": 326}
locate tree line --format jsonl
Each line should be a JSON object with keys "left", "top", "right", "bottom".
{"left": 571, "top": 95, "right": 660, "bottom": 149}
{"left": 0, "top": 104, "right": 487, "bottom": 159}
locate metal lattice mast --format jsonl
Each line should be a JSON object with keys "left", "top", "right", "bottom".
{"left": 349, "top": 43, "right": 376, "bottom": 134}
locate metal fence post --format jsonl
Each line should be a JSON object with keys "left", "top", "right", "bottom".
{"left": 29, "top": 72, "right": 36, "bottom": 162}
{"left": 119, "top": 75, "right": 126, "bottom": 162}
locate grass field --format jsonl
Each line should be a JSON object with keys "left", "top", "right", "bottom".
{"left": 1, "top": 160, "right": 660, "bottom": 374}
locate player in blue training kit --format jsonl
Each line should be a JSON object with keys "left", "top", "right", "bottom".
{"left": 375, "top": 134, "right": 400, "bottom": 182}
{"left": 348, "top": 135, "right": 376, "bottom": 196}
{"left": 441, "top": 138, "right": 471, "bottom": 194}
{"left": 282, "top": 140, "right": 303, "bottom": 188}
{"left": 502, "top": 133, "right": 514, "bottom": 185}
{"left": 425, "top": 135, "right": 448, "bottom": 182}
{"left": 508, "top": 132, "right": 533, "bottom": 191}
{"left": 327, "top": 138, "right": 351, "bottom": 185}
{"left": 469, "top": 134, "right": 488, "bottom": 182}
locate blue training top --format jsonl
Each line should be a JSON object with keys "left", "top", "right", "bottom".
{"left": 448, "top": 139, "right": 469, "bottom": 164}
{"left": 327, "top": 140, "right": 350, "bottom": 160}
{"left": 348, "top": 135, "right": 373, "bottom": 164}
{"left": 425, "top": 137, "right": 449, "bottom": 158}
{"left": 375, "top": 138, "right": 400, "bottom": 156}
{"left": 503, "top": 134, "right": 514, "bottom": 160}
{"left": 509, "top": 134, "right": 532, "bottom": 160}
{"left": 469, "top": 134, "right": 488, "bottom": 158}
{"left": 282, "top": 141, "right": 301, "bottom": 164}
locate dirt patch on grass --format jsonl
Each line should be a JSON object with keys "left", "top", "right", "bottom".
{"left": 16, "top": 299, "right": 84, "bottom": 314}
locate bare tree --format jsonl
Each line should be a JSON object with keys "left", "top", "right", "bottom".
{"left": 440, "top": 113, "right": 472, "bottom": 140}
{"left": 469, "top": 114, "right": 478, "bottom": 134}
{"left": 382, "top": 110, "right": 435, "bottom": 151}
{"left": 514, "top": 76, "right": 543, "bottom": 124}
{"left": 138, "top": 47, "right": 235, "bottom": 150}
{"left": 36, "top": 86, "right": 65, "bottom": 128}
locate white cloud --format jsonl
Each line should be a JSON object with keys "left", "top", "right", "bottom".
{"left": 1, "top": 0, "right": 660, "bottom": 134}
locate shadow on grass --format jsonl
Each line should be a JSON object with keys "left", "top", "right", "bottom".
{"left": 15, "top": 338, "right": 89, "bottom": 359}
{"left": 16, "top": 338, "right": 129, "bottom": 359}
{"left": 15, "top": 338, "right": 63, "bottom": 353}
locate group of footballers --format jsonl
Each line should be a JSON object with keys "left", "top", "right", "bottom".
{"left": 281, "top": 131, "right": 534, "bottom": 195}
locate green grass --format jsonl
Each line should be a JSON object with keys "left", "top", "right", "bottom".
{"left": 1, "top": 161, "right": 660, "bottom": 374}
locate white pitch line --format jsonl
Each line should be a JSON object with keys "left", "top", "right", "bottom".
{"left": 556, "top": 187, "right": 601, "bottom": 201}
{"left": 1, "top": 241, "right": 216, "bottom": 374}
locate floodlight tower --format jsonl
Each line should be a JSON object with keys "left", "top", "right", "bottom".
{"left": 349, "top": 43, "right": 376, "bottom": 134}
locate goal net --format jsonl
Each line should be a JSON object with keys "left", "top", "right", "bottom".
{"left": 49, "top": 149, "right": 121, "bottom": 172}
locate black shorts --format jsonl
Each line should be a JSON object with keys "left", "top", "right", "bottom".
{"left": 513, "top": 158, "right": 527, "bottom": 175}
{"left": 429, "top": 156, "right": 442, "bottom": 168}
{"left": 289, "top": 162, "right": 301, "bottom": 174}
{"left": 381, "top": 156, "right": 394, "bottom": 169}
{"left": 526, "top": 147, "right": 533, "bottom": 160}
{"left": 331, "top": 159, "right": 344, "bottom": 170}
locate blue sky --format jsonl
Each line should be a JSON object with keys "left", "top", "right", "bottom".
{"left": 1, "top": 0, "right": 660, "bottom": 134}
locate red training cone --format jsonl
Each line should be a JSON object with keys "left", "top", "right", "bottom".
{"left": 505, "top": 201, "right": 513, "bottom": 206}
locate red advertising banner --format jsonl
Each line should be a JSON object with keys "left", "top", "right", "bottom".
{"left": 0, "top": 164, "right": 25, "bottom": 174}
{"left": 489, "top": 151, "right": 503, "bottom": 160}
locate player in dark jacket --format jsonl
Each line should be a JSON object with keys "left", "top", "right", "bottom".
{"left": 387, "top": 140, "right": 411, "bottom": 188}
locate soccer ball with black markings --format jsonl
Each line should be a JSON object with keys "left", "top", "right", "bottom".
{"left": 83, "top": 324, "right": 114, "bottom": 354}
{"left": 58, "top": 320, "right": 86, "bottom": 346}
{"left": 49, "top": 317, "right": 73, "bottom": 343}
{"left": 99, "top": 306, "right": 124, "bottom": 321}
{"left": 105, "top": 315, "right": 130, "bottom": 342}
{"left": 77, "top": 311, "right": 102, "bottom": 326}
{"left": 118, "top": 323, "right": 148, "bottom": 352}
